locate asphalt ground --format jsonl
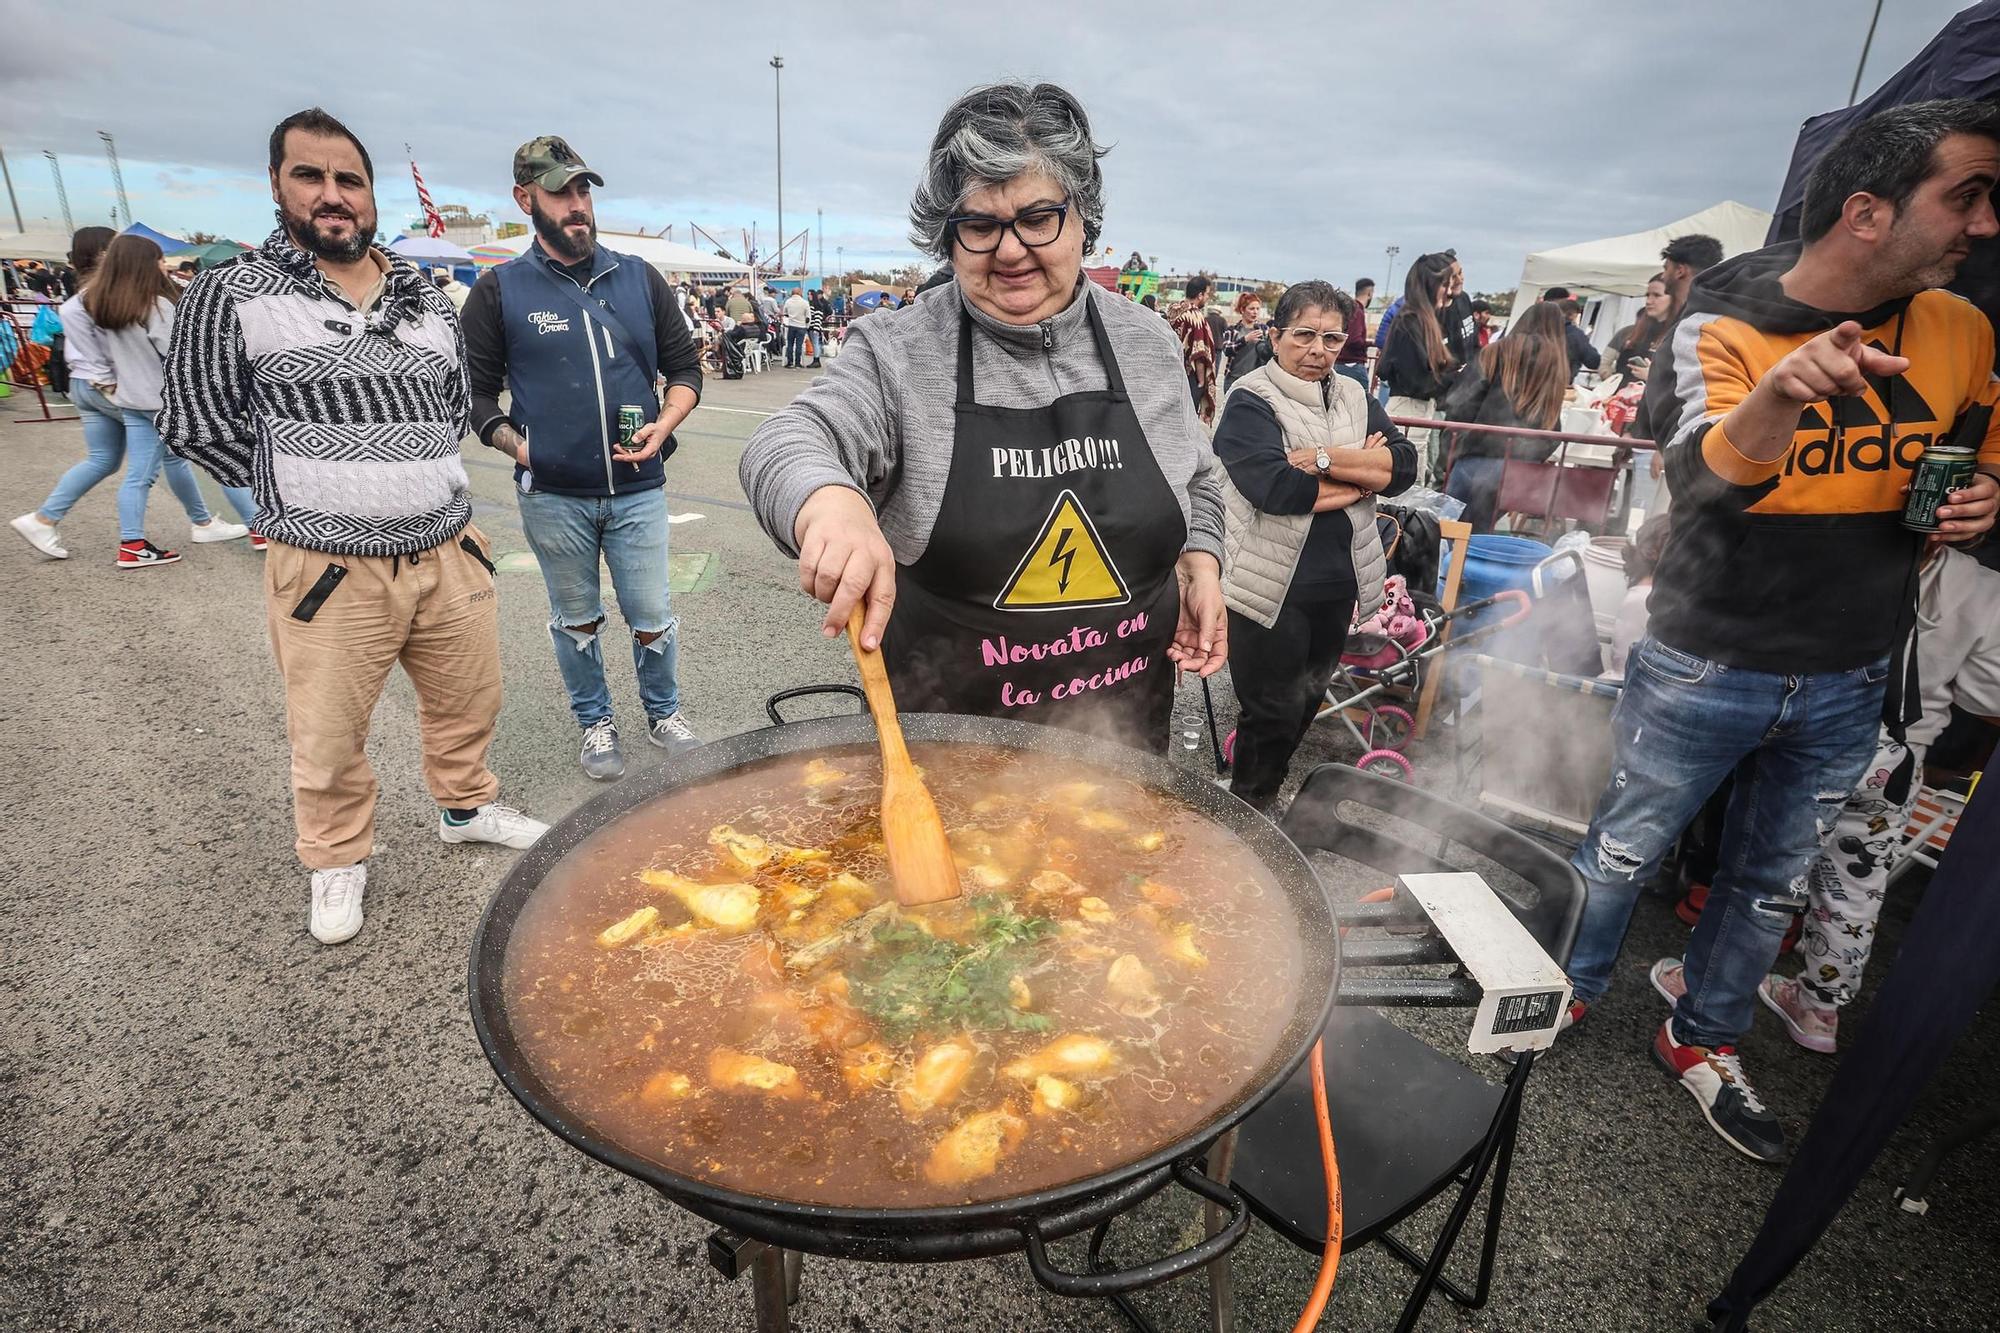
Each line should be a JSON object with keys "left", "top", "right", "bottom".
{"left": 3, "top": 368, "right": 1996, "bottom": 1332}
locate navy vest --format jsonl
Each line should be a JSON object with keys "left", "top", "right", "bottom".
{"left": 495, "top": 243, "right": 664, "bottom": 496}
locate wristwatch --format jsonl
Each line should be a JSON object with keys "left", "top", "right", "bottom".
{"left": 1314, "top": 446, "right": 1332, "bottom": 474}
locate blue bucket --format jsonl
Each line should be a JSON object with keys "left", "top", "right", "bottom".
{"left": 1446, "top": 534, "right": 1551, "bottom": 634}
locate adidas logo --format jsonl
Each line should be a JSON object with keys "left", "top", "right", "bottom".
{"left": 1784, "top": 342, "right": 1963, "bottom": 477}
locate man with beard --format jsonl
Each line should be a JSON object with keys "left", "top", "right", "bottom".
{"left": 460, "top": 135, "right": 703, "bottom": 781}
{"left": 160, "top": 107, "right": 548, "bottom": 948}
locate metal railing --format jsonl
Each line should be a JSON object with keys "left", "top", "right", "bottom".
{"left": 1, "top": 298, "right": 78, "bottom": 424}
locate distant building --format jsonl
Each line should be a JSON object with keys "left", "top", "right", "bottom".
{"left": 494, "top": 221, "right": 527, "bottom": 240}
{"left": 404, "top": 203, "right": 494, "bottom": 249}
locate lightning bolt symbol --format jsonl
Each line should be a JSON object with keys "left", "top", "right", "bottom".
{"left": 1050, "top": 527, "right": 1076, "bottom": 593}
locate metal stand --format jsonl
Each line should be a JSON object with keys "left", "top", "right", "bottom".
{"left": 707, "top": 1229, "right": 803, "bottom": 1333}
{"left": 1203, "top": 1131, "right": 1238, "bottom": 1333}
{"left": 1893, "top": 1104, "right": 2000, "bottom": 1215}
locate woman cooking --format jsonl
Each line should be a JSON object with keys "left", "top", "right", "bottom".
{"left": 739, "top": 81, "right": 1227, "bottom": 751}
{"left": 1213, "top": 280, "right": 1418, "bottom": 814}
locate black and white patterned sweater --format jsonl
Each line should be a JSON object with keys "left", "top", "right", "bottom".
{"left": 160, "top": 230, "right": 473, "bottom": 557}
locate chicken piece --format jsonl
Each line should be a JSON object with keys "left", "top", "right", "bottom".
{"left": 1049, "top": 781, "right": 1100, "bottom": 805}
{"left": 710, "top": 824, "right": 829, "bottom": 871}
{"left": 842, "top": 1041, "right": 896, "bottom": 1092}
{"left": 1129, "top": 831, "right": 1167, "bottom": 854}
{"left": 1162, "top": 922, "right": 1209, "bottom": 968}
{"left": 801, "top": 994, "right": 867, "bottom": 1050}
{"left": 708, "top": 1048, "right": 804, "bottom": 1099}
{"left": 1002, "top": 1034, "right": 1117, "bottom": 1083}
{"left": 1077, "top": 897, "right": 1115, "bottom": 925}
{"left": 1067, "top": 942, "right": 1118, "bottom": 965}
{"left": 1008, "top": 974, "right": 1034, "bottom": 1011}
{"left": 922, "top": 1108, "right": 1029, "bottom": 1187}
{"left": 1137, "top": 879, "right": 1183, "bottom": 908}
{"left": 641, "top": 871, "right": 762, "bottom": 935}
{"left": 970, "top": 794, "right": 1019, "bottom": 816}
{"left": 595, "top": 905, "right": 660, "bottom": 949}
{"left": 1074, "top": 808, "right": 1129, "bottom": 834}
{"left": 802, "top": 757, "right": 848, "bottom": 787}
{"left": 771, "top": 879, "right": 822, "bottom": 912}
{"left": 1106, "top": 954, "right": 1162, "bottom": 1019}
{"left": 638, "top": 1070, "right": 695, "bottom": 1104}
{"left": 898, "top": 1036, "right": 978, "bottom": 1117}
{"left": 1030, "top": 1075, "right": 1081, "bottom": 1117}
{"left": 709, "top": 825, "right": 776, "bottom": 870}
{"left": 965, "top": 862, "right": 1012, "bottom": 891}
{"left": 1028, "top": 870, "right": 1087, "bottom": 908}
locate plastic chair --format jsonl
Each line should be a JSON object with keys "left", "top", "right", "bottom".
{"left": 1213, "top": 764, "right": 1586, "bottom": 1333}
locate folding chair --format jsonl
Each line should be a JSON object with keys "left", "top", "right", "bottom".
{"left": 1886, "top": 781, "right": 1970, "bottom": 886}
{"left": 1494, "top": 456, "right": 1619, "bottom": 532}
{"left": 1211, "top": 764, "right": 1585, "bottom": 1333}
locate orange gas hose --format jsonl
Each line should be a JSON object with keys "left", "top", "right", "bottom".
{"left": 1291, "top": 1035, "right": 1342, "bottom": 1332}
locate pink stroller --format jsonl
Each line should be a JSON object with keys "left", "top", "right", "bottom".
{"left": 1217, "top": 575, "right": 1530, "bottom": 781}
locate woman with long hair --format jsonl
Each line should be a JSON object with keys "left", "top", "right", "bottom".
{"left": 12, "top": 233, "right": 253, "bottom": 566}
{"left": 1219, "top": 290, "right": 1271, "bottom": 390}
{"left": 1378, "top": 252, "right": 1462, "bottom": 483}
{"left": 1440, "top": 301, "right": 1570, "bottom": 532}
{"left": 1612, "top": 272, "right": 1672, "bottom": 382}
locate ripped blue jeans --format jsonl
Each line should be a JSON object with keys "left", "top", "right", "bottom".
{"left": 1567, "top": 636, "right": 1885, "bottom": 1047}
{"left": 517, "top": 487, "right": 680, "bottom": 728}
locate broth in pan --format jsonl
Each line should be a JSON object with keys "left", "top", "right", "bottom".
{"left": 503, "top": 743, "right": 1302, "bottom": 1208}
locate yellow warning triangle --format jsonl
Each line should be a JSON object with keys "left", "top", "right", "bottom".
{"left": 994, "top": 489, "right": 1131, "bottom": 611}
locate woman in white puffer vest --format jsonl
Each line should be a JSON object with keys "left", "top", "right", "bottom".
{"left": 1214, "top": 280, "right": 1420, "bottom": 813}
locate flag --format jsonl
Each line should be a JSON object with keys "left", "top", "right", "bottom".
{"left": 408, "top": 145, "right": 445, "bottom": 239}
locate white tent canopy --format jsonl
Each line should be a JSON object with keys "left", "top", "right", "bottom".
{"left": 486, "top": 230, "right": 749, "bottom": 281}
{"left": 0, "top": 228, "right": 80, "bottom": 262}
{"left": 390, "top": 234, "right": 475, "bottom": 263}
{"left": 1511, "top": 200, "right": 1774, "bottom": 344}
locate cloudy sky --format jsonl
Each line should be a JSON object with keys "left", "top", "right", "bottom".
{"left": 0, "top": 0, "right": 1979, "bottom": 289}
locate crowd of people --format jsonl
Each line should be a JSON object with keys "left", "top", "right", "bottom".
{"left": 7, "top": 83, "right": 1999, "bottom": 1282}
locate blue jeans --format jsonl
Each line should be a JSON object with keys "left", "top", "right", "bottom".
{"left": 785, "top": 326, "right": 808, "bottom": 365}
{"left": 517, "top": 487, "right": 680, "bottom": 728}
{"left": 1333, "top": 363, "right": 1369, "bottom": 392}
{"left": 1566, "top": 636, "right": 1886, "bottom": 1047}
{"left": 39, "top": 381, "right": 127, "bottom": 523}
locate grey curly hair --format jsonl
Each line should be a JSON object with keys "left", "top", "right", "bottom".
{"left": 908, "top": 81, "right": 1108, "bottom": 261}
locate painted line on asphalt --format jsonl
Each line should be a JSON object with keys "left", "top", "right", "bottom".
{"left": 692, "top": 404, "right": 776, "bottom": 418}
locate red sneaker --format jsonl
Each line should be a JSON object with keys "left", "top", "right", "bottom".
{"left": 1674, "top": 882, "right": 1709, "bottom": 927}
{"left": 249, "top": 530, "right": 268, "bottom": 552}
{"left": 1651, "top": 1020, "right": 1788, "bottom": 1163}
{"left": 116, "top": 539, "right": 182, "bottom": 570}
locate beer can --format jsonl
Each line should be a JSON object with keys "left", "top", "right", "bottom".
{"left": 616, "top": 405, "right": 645, "bottom": 450}
{"left": 1902, "top": 443, "right": 1978, "bottom": 532}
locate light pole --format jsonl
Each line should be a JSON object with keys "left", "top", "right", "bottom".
{"left": 98, "top": 130, "right": 129, "bottom": 228}
{"left": 1849, "top": 0, "right": 1884, "bottom": 106}
{"left": 817, "top": 206, "right": 823, "bottom": 280}
{"left": 770, "top": 53, "right": 784, "bottom": 278}
{"left": 837, "top": 245, "right": 844, "bottom": 290}
{"left": 0, "top": 144, "right": 22, "bottom": 232}
{"left": 1382, "top": 245, "right": 1399, "bottom": 306}
{"left": 44, "top": 151, "right": 72, "bottom": 235}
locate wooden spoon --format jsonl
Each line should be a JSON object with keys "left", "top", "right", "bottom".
{"left": 846, "top": 605, "right": 962, "bottom": 906}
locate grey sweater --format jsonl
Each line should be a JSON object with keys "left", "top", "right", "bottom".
{"left": 739, "top": 278, "right": 1225, "bottom": 564}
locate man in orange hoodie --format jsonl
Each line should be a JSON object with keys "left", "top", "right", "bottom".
{"left": 1561, "top": 99, "right": 2000, "bottom": 1164}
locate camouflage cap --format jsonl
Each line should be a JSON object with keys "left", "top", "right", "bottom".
{"left": 512, "top": 135, "right": 605, "bottom": 191}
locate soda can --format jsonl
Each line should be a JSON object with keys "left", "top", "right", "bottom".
{"left": 616, "top": 405, "right": 645, "bottom": 451}
{"left": 1902, "top": 444, "right": 1978, "bottom": 532}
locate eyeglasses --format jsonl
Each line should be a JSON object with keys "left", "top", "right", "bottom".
{"left": 1277, "top": 327, "right": 1348, "bottom": 350}
{"left": 946, "top": 200, "right": 1071, "bottom": 254}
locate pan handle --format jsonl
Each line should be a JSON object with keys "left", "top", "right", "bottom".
{"left": 764, "top": 684, "right": 867, "bottom": 726}
{"left": 1020, "top": 1157, "right": 1250, "bottom": 1297}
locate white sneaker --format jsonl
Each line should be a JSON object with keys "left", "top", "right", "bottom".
{"left": 10, "top": 513, "right": 67, "bottom": 559}
{"left": 439, "top": 802, "right": 549, "bottom": 850}
{"left": 309, "top": 864, "right": 368, "bottom": 945}
{"left": 191, "top": 519, "right": 250, "bottom": 544}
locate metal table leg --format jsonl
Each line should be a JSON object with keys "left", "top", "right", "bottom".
{"left": 1204, "top": 1129, "right": 1239, "bottom": 1333}
{"left": 750, "top": 1244, "right": 791, "bottom": 1333}
{"left": 784, "top": 1248, "right": 805, "bottom": 1305}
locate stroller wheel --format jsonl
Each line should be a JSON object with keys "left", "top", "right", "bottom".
{"left": 1368, "top": 705, "right": 1416, "bottom": 751}
{"left": 1357, "top": 749, "right": 1416, "bottom": 782}
{"left": 1222, "top": 728, "right": 1236, "bottom": 766}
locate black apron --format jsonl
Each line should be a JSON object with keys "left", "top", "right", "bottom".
{"left": 881, "top": 296, "right": 1186, "bottom": 752}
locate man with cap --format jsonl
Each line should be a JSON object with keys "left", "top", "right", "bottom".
{"left": 460, "top": 135, "right": 705, "bottom": 780}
